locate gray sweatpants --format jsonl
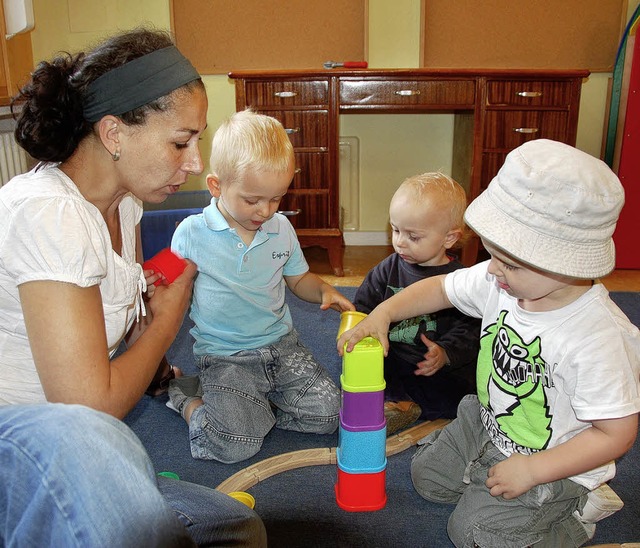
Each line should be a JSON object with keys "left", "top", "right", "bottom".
{"left": 410, "top": 395, "right": 591, "bottom": 547}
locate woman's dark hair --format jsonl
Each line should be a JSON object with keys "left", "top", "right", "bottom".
{"left": 12, "top": 27, "right": 203, "bottom": 163}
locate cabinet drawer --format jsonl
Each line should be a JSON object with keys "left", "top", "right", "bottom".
{"left": 486, "top": 80, "right": 575, "bottom": 107}
{"left": 245, "top": 80, "right": 329, "bottom": 107}
{"left": 340, "top": 79, "right": 475, "bottom": 107}
{"left": 278, "top": 193, "right": 329, "bottom": 229}
{"left": 259, "top": 110, "right": 328, "bottom": 148}
{"left": 483, "top": 111, "right": 570, "bottom": 149}
{"left": 480, "top": 152, "right": 509, "bottom": 193}
{"left": 292, "top": 152, "right": 329, "bottom": 190}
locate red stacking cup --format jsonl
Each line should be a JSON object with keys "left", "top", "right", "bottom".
{"left": 142, "top": 248, "right": 187, "bottom": 286}
{"left": 335, "top": 468, "right": 387, "bottom": 512}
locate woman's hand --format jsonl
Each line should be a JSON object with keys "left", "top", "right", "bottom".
{"left": 146, "top": 260, "right": 197, "bottom": 332}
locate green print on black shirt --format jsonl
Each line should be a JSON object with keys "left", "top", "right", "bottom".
{"left": 477, "top": 310, "right": 553, "bottom": 454}
{"left": 386, "top": 285, "right": 437, "bottom": 346}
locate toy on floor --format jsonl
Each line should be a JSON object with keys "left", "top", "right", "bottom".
{"left": 335, "top": 311, "right": 387, "bottom": 512}
{"left": 142, "top": 248, "right": 187, "bottom": 286}
{"left": 157, "top": 471, "right": 180, "bottom": 479}
{"left": 228, "top": 491, "right": 256, "bottom": 509}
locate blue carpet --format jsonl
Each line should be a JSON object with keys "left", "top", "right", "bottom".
{"left": 125, "top": 289, "right": 640, "bottom": 547}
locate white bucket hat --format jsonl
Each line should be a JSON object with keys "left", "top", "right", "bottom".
{"left": 465, "top": 139, "right": 624, "bottom": 279}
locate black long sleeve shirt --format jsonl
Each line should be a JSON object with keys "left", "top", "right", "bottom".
{"left": 353, "top": 253, "right": 480, "bottom": 377}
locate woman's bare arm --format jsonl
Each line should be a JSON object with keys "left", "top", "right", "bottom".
{"left": 20, "top": 261, "right": 196, "bottom": 418}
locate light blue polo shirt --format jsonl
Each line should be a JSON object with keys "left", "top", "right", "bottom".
{"left": 171, "top": 198, "right": 309, "bottom": 356}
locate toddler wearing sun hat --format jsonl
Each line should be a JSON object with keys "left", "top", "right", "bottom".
{"left": 338, "top": 139, "right": 640, "bottom": 547}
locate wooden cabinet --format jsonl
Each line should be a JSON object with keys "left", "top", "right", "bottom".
{"left": 233, "top": 73, "right": 342, "bottom": 271}
{"left": 0, "top": 1, "right": 33, "bottom": 105}
{"left": 480, "top": 77, "right": 583, "bottom": 194}
{"left": 230, "top": 69, "right": 588, "bottom": 275}
{"left": 339, "top": 79, "right": 476, "bottom": 108}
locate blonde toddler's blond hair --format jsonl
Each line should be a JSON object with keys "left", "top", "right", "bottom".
{"left": 396, "top": 172, "right": 469, "bottom": 246}
{"left": 209, "top": 109, "right": 294, "bottom": 185}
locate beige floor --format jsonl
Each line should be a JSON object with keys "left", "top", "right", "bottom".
{"left": 305, "top": 245, "right": 640, "bottom": 292}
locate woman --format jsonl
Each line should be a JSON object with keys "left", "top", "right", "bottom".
{"left": 0, "top": 28, "right": 266, "bottom": 546}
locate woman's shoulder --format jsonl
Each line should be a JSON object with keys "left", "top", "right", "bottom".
{"left": 0, "top": 165, "right": 105, "bottom": 242}
{"left": 1, "top": 165, "right": 83, "bottom": 207}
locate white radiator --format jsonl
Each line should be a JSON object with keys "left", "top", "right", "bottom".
{"left": 0, "top": 131, "right": 28, "bottom": 186}
{"left": 339, "top": 136, "right": 360, "bottom": 232}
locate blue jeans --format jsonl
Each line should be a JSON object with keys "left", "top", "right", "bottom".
{"left": 0, "top": 404, "right": 266, "bottom": 547}
{"left": 191, "top": 329, "right": 340, "bottom": 463}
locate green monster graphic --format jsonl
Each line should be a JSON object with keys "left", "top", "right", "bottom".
{"left": 477, "top": 311, "right": 552, "bottom": 451}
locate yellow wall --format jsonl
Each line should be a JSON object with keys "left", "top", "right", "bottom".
{"left": 29, "top": 0, "right": 640, "bottom": 233}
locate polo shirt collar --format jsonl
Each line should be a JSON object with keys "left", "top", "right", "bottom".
{"left": 203, "top": 197, "right": 282, "bottom": 235}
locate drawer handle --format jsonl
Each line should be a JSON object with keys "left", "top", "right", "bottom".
{"left": 516, "top": 91, "right": 543, "bottom": 98}
{"left": 285, "top": 127, "right": 300, "bottom": 135}
{"left": 274, "top": 91, "right": 297, "bottom": 98}
{"left": 513, "top": 127, "right": 539, "bottom": 134}
{"left": 278, "top": 209, "right": 302, "bottom": 216}
{"left": 294, "top": 167, "right": 302, "bottom": 174}
{"left": 395, "top": 89, "right": 421, "bottom": 96}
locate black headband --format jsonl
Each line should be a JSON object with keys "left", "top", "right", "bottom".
{"left": 82, "top": 46, "right": 201, "bottom": 123}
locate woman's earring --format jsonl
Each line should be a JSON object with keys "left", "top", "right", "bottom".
{"left": 112, "top": 149, "right": 121, "bottom": 162}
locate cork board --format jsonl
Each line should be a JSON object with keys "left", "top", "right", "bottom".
{"left": 170, "top": 0, "right": 367, "bottom": 74}
{"left": 421, "top": 0, "right": 627, "bottom": 72}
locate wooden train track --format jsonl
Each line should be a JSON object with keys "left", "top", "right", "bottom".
{"left": 216, "top": 418, "right": 450, "bottom": 494}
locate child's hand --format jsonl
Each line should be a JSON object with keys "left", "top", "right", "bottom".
{"left": 485, "top": 453, "right": 536, "bottom": 499}
{"left": 319, "top": 287, "right": 355, "bottom": 313}
{"left": 142, "top": 269, "right": 163, "bottom": 298}
{"left": 337, "top": 311, "right": 391, "bottom": 356}
{"left": 415, "top": 334, "right": 449, "bottom": 376}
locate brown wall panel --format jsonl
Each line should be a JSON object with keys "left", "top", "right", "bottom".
{"left": 170, "top": 0, "right": 366, "bottom": 74}
{"left": 421, "top": 0, "right": 626, "bottom": 71}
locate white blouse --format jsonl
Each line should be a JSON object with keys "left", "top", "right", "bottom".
{"left": 0, "top": 164, "right": 145, "bottom": 404}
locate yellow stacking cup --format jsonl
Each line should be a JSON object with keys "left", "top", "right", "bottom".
{"left": 227, "top": 491, "right": 256, "bottom": 509}
{"left": 337, "top": 311, "right": 368, "bottom": 339}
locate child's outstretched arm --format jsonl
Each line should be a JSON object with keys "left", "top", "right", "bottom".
{"left": 337, "top": 274, "right": 452, "bottom": 356}
{"left": 285, "top": 271, "right": 355, "bottom": 313}
{"left": 486, "top": 413, "right": 639, "bottom": 499}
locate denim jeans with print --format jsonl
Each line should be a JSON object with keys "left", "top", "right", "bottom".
{"left": 189, "top": 329, "right": 340, "bottom": 463}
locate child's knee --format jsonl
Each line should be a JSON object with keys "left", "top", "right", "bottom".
{"left": 277, "top": 410, "right": 338, "bottom": 434}
{"left": 410, "top": 429, "right": 460, "bottom": 503}
{"left": 189, "top": 404, "right": 271, "bottom": 463}
{"left": 191, "top": 429, "right": 264, "bottom": 464}
{"left": 447, "top": 514, "right": 541, "bottom": 548}
{"left": 312, "top": 414, "right": 339, "bottom": 434}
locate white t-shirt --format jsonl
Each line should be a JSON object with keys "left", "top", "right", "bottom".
{"left": 445, "top": 261, "right": 640, "bottom": 489}
{"left": 0, "top": 164, "right": 145, "bottom": 405}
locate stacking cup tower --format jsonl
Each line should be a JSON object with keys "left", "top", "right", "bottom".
{"left": 334, "top": 311, "right": 387, "bottom": 512}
